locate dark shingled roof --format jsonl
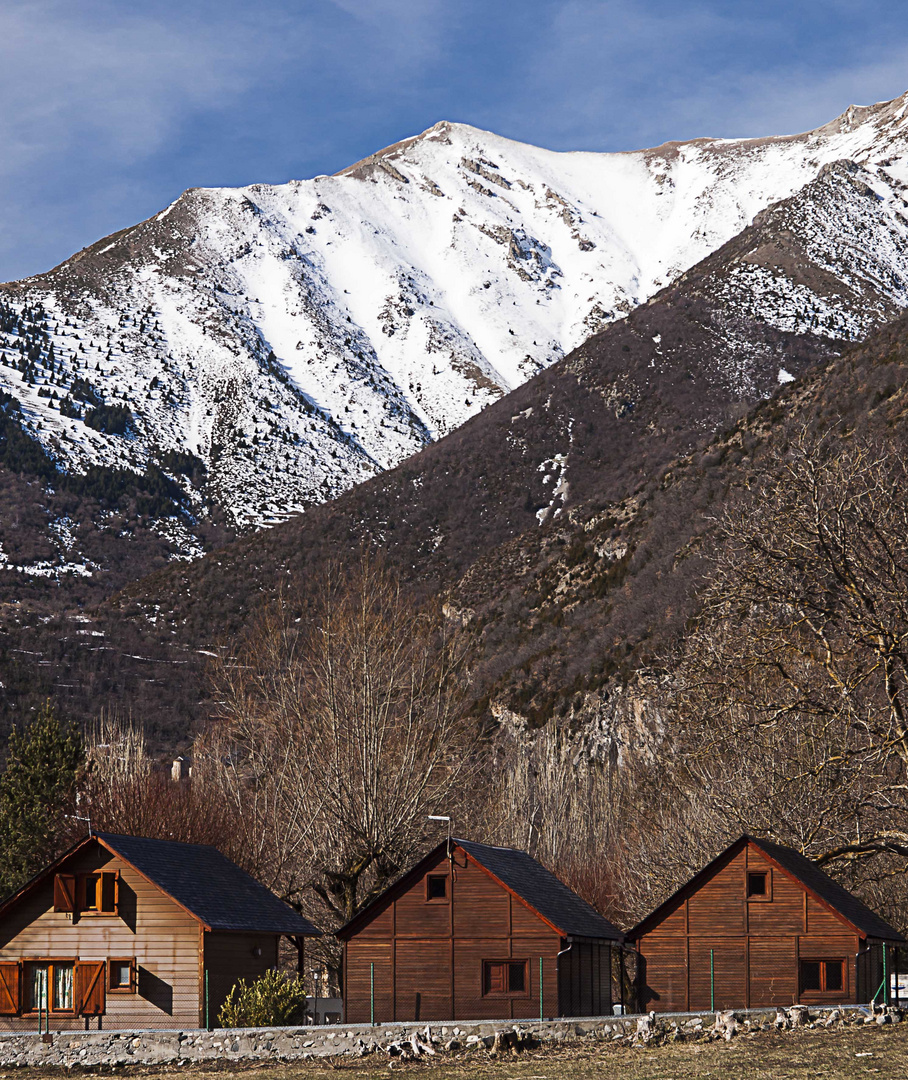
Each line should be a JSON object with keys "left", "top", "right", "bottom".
{"left": 96, "top": 833, "right": 320, "bottom": 936}
{"left": 456, "top": 839, "right": 622, "bottom": 941}
{"left": 749, "top": 837, "right": 906, "bottom": 942}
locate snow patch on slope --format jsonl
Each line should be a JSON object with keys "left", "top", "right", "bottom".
{"left": 2, "top": 92, "right": 908, "bottom": 531}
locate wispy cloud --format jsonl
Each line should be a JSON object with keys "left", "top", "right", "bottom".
{"left": 0, "top": 3, "right": 283, "bottom": 174}
{"left": 474, "top": 0, "right": 908, "bottom": 149}
{"left": 1, "top": 0, "right": 907, "bottom": 280}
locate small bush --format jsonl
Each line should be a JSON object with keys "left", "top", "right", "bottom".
{"left": 217, "top": 969, "right": 308, "bottom": 1029}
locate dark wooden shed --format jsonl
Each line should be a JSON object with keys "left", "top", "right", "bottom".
{"left": 0, "top": 832, "right": 320, "bottom": 1030}
{"left": 337, "top": 838, "right": 622, "bottom": 1023}
{"left": 628, "top": 835, "right": 906, "bottom": 1012}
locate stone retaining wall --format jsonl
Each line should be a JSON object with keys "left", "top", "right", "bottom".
{"left": 0, "top": 1006, "right": 886, "bottom": 1068}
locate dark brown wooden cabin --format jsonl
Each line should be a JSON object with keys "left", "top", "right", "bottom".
{"left": 337, "top": 838, "right": 622, "bottom": 1023}
{"left": 628, "top": 835, "right": 906, "bottom": 1013}
{"left": 0, "top": 832, "right": 320, "bottom": 1030}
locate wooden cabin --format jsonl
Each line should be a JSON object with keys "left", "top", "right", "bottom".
{"left": 337, "top": 838, "right": 622, "bottom": 1023}
{"left": 0, "top": 832, "right": 320, "bottom": 1030}
{"left": 628, "top": 835, "right": 906, "bottom": 1012}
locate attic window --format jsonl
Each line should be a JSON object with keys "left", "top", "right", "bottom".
{"left": 54, "top": 872, "right": 119, "bottom": 916}
{"left": 79, "top": 872, "right": 118, "bottom": 914}
{"left": 426, "top": 875, "right": 448, "bottom": 901}
{"left": 746, "top": 871, "right": 770, "bottom": 900}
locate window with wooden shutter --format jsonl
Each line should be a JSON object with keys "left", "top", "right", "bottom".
{"left": 0, "top": 962, "right": 20, "bottom": 1015}
{"left": 76, "top": 872, "right": 118, "bottom": 915}
{"left": 53, "top": 874, "right": 76, "bottom": 913}
{"left": 483, "top": 961, "right": 506, "bottom": 995}
{"left": 21, "top": 961, "right": 76, "bottom": 1014}
{"left": 482, "top": 960, "right": 529, "bottom": 997}
{"left": 76, "top": 961, "right": 106, "bottom": 1016}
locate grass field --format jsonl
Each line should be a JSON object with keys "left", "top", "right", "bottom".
{"left": 3, "top": 1024, "right": 907, "bottom": 1080}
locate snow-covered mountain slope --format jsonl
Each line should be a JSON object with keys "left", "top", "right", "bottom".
{"left": 2, "top": 92, "right": 908, "bottom": 533}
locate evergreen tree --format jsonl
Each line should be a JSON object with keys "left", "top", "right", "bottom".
{"left": 0, "top": 703, "right": 83, "bottom": 899}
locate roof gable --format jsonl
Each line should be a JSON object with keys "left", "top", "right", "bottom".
{"left": 337, "top": 838, "right": 622, "bottom": 942}
{"left": 336, "top": 841, "right": 456, "bottom": 940}
{"left": 628, "top": 835, "right": 905, "bottom": 943}
{"left": 748, "top": 837, "right": 905, "bottom": 942}
{"left": 456, "top": 839, "right": 622, "bottom": 941}
{"left": 0, "top": 833, "right": 320, "bottom": 938}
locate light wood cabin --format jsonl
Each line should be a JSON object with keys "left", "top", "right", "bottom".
{"left": 628, "top": 835, "right": 906, "bottom": 1012}
{"left": 0, "top": 833, "right": 320, "bottom": 1030}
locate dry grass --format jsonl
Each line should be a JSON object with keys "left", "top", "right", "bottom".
{"left": 3, "top": 1025, "right": 908, "bottom": 1080}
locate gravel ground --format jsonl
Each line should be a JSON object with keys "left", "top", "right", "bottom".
{"left": 1, "top": 1023, "right": 907, "bottom": 1080}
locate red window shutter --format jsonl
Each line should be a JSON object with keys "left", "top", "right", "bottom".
{"left": 53, "top": 874, "right": 76, "bottom": 913}
{"left": 76, "top": 961, "right": 106, "bottom": 1016}
{"left": 484, "top": 962, "right": 506, "bottom": 994}
{"left": 0, "top": 963, "right": 20, "bottom": 1015}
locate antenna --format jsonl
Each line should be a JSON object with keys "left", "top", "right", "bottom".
{"left": 428, "top": 814, "right": 452, "bottom": 859}
{"left": 67, "top": 813, "right": 93, "bottom": 838}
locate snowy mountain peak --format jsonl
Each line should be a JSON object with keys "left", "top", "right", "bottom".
{"left": 2, "top": 91, "right": 908, "bottom": 551}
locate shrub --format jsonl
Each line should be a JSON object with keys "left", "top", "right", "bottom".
{"left": 217, "top": 969, "right": 308, "bottom": 1029}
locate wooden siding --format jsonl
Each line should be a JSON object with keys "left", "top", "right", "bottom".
{"left": 0, "top": 847, "right": 201, "bottom": 1030}
{"left": 343, "top": 847, "right": 591, "bottom": 1022}
{"left": 748, "top": 937, "right": 797, "bottom": 1006}
{"left": 636, "top": 841, "right": 862, "bottom": 1012}
{"left": 345, "top": 943, "right": 393, "bottom": 1023}
{"left": 687, "top": 850, "right": 746, "bottom": 936}
{"left": 204, "top": 932, "right": 280, "bottom": 1027}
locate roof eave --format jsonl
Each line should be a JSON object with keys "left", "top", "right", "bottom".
{"left": 207, "top": 924, "right": 322, "bottom": 937}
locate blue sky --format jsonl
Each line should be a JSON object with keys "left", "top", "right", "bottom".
{"left": 1, "top": 0, "right": 907, "bottom": 282}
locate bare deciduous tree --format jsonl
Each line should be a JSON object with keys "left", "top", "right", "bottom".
{"left": 200, "top": 556, "right": 477, "bottom": 946}
{"left": 82, "top": 710, "right": 238, "bottom": 854}
{"left": 668, "top": 434, "right": 908, "bottom": 896}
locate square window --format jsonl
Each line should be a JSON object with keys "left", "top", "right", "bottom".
{"left": 109, "top": 958, "right": 135, "bottom": 993}
{"left": 426, "top": 875, "right": 447, "bottom": 901}
{"left": 747, "top": 872, "right": 768, "bottom": 898}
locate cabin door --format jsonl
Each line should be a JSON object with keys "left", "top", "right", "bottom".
{"left": 688, "top": 941, "right": 746, "bottom": 1011}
